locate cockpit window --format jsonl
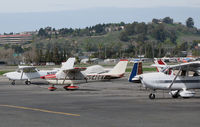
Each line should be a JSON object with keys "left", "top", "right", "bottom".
{"left": 23, "top": 68, "right": 37, "bottom": 73}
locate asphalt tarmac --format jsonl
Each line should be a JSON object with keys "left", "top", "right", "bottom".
{"left": 0, "top": 76, "right": 200, "bottom": 127}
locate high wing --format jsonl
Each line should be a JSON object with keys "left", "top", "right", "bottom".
{"left": 63, "top": 67, "right": 87, "bottom": 73}
{"left": 17, "top": 66, "right": 37, "bottom": 73}
{"left": 55, "top": 58, "right": 81, "bottom": 79}
{"left": 61, "top": 58, "right": 76, "bottom": 70}
{"left": 167, "top": 61, "right": 200, "bottom": 71}
{"left": 18, "top": 66, "right": 36, "bottom": 70}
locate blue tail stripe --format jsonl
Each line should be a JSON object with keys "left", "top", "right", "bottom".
{"left": 129, "top": 63, "right": 138, "bottom": 82}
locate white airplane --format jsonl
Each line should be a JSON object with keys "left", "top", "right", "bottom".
{"left": 3, "top": 65, "right": 59, "bottom": 85}
{"left": 42, "top": 59, "right": 128, "bottom": 91}
{"left": 131, "top": 61, "right": 200, "bottom": 99}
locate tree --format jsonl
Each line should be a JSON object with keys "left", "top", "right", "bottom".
{"left": 53, "top": 45, "right": 60, "bottom": 64}
{"left": 163, "top": 17, "right": 173, "bottom": 24}
{"left": 119, "top": 31, "right": 129, "bottom": 41}
{"left": 152, "top": 24, "right": 167, "bottom": 42}
{"left": 186, "top": 17, "right": 194, "bottom": 28}
{"left": 152, "top": 18, "right": 160, "bottom": 24}
{"left": 38, "top": 28, "right": 48, "bottom": 37}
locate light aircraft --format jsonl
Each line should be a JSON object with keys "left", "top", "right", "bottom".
{"left": 42, "top": 59, "right": 128, "bottom": 91}
{"left": 130, "top": 61, "right": 200, "bottom": 99}
{"left": 3, "top": 65, "right": 59, "bottom": 85}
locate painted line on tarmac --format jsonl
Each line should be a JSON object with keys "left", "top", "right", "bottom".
{"left": 0, "top": 104, "right": 80, "bottom": 117}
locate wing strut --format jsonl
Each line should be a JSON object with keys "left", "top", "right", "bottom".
{"left": 20, "top": 70, "right": 24, "bottom": 80}
{"left": 168, "top": 67, "right": 181, "bottom": 89}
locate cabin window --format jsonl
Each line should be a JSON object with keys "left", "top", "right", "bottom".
{"left": 23, "top": 68, "right": 37, "bottom": 73}
{"left": 193, "top": 72, "right": 199, "bottom": 76}
{"left": 181, "top": 70, "right": 186, "bottom": 76}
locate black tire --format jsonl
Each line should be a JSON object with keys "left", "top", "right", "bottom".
{"left": 25, "top": 81, "right": 31, "bottom": 85}
{"left": 149, "top": 93, "right": 155, "bottom": 99}
{"left": 11, "top": 81, "right": 15, "bottom": 85}
{"left": 172, "top": 94, "right": 179, "bottom": 98}
{"left": 171, "top": 91, "right": 180, "bottom": 98}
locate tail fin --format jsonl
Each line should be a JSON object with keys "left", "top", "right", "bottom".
{"left": 153, "top": 58, "right": 167, "bottom": 72}
{"left": 108, "top": 59, "right": 128, "bottom": 75}
{"left": 129, "top": 62, "right": 143, "bottom": 82}
{"left": 61, "top": 57, "right": 76, "bottom": 70}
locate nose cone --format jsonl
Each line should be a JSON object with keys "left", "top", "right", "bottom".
{"left": 139, "top": 73, "right": 156, "bottom": 89}
{"left": 3, "top": 72, "right": 18, "bottom": 80}
{"left": 3, "top": 73, "right": 7, "bottom": 76}
{"left": 40, "top": 76, "right": 45, "bottom": 79}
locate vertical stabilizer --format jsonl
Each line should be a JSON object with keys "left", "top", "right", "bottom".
{"left": 154, "top": 58, "right": 167, "bottom": 72}
{"left": 129, "top": 62, "right": 143, "bottom": 82}
{"left": 108, "top": 59, "right": 128, "bottom": 75}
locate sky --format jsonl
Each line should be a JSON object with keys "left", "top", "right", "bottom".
{"left": 0, "top": 0, "right": 200, "bottom": 33}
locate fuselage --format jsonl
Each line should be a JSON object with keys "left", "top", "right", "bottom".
{"left": 45, "top": 72, "right": 124, "bottom": 85}
{"left": 4, "top": 70, "right": 57, "bottom": 80}
{"left": 140, "top": 72, "right": 200, "bottom": 90}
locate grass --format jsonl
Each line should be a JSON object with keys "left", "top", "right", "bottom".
{"left": 126, "top": 67, "right": 157, "bottom": 72}
{"left": 0, "top": 71, "right": 10, "bottom": 75}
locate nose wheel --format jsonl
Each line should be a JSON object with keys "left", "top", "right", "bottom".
{"left": 25, "top": 80, "right": 31, "bottom": 85}
{"left": 11, "top": 80, "right": 15, "bottom": 85}
{"left": 149, "top": 93, "right": 155, "bottom": 99}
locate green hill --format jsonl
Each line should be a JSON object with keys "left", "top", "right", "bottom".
{"left": 1, "top": 17, "right": 200, "bottom": 64}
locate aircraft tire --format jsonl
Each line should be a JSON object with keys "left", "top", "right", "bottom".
{"left": 172, "top": 94, "right": 179, "bottom": 98}
{"left": 25, "top": 81, "right": 31, "bottom": 85}
{"left": 11, "top": 81, "right": 15, "bottom": 85}
{"left": 149, "top": 93, "right": 155, "bottom": 99}
{"left": 48, "top": 86, "right": 57, "bottom": 91}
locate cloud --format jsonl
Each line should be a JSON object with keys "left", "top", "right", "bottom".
{"left": 0, "top": 0, "right": 200, "bottom": 13}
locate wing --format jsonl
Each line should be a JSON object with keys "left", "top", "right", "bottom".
{"left": 18, "top": 66, "right": 36, "bottom": 69}
{"left": 56, "top": 67, "right": 87, "bottom": 79}
{"left": 18, "top": 66, "right": 37, "bottom": 73}
{"left": 61, "top": 57, "right": 76, "bottom": 70}
{"left": 63, "top": 67, "right": 87, "bottom": 73}
{"left": 168, "top": 61, "right": 200, "bottom": 71}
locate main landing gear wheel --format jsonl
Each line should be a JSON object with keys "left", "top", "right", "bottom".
{"left": 48, "top": 85, "right": 57, "bottom": 91}
{"left": 170, "top": 90, "right": 180, "bottom": 98}
{"left": 149, "top": 93, "right": 155, "bottom": 99}
{"left": 11, "top": 81, "right": 15, "bottom": 85}
{"left": 63, "top": 86, "right": 79, "bottom": 91}
{"left": 25, "top": 81, "right": 31, "bottom": 85}
{"left": 172, "top": 93, "right": 179, "bottom": 98}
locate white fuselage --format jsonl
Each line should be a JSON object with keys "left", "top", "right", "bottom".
{"left": 140, "top": 72, "right": 200, "bottom": 90}
{"left": 4, "top": 70, "right": 57, "bottom": 81}
{"left": 46, "top": 73, "right": 118, "bottom": 85}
